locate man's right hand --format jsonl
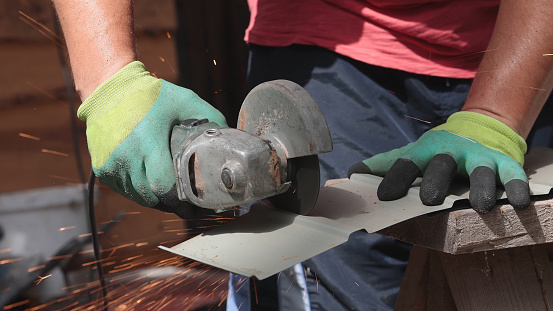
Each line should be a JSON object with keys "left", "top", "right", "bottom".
{"left": 78, "top": 61, "right": 227, "bottom": 217}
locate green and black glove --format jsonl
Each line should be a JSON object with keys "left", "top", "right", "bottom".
{"left": 348, "top": 111, "right": 530, "bottom": 213}
{"left": 78, "top": 61, "right": 227, "bottom": 218}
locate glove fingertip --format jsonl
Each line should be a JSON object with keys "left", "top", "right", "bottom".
{"left": 420, "top": 154, "right": 457, "bottom": 206}
{"left": 348, "top": 162, "right": 372, "bottom": 178}
{"left": 469, "top": 166, "right": 497, "bottom": 213}
{"left": 377, "top": 158, "right": 420, "bottom": 201}
{"left": 377, "top": 182, "right": 406, "bottom": 201}
{"left": 470, "top": 197, "right": 496, "bottom": 214}
{"left": 505, "top": 179, "right": 531, "bottom": 210}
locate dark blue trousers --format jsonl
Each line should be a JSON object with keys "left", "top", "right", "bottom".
{"left": 229, "top": 44, "right": 553, "bottom": 311}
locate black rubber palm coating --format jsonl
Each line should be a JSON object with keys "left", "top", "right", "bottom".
{"left": 469, "top": 166, "right": 497, "bottom": 213}
{"left": 348, "top": 161, "right": 372, "bottom": 178}
{"left": 420, "top": 154, "right": 457, "bottom": 206}
{"left": 505, "top": 179, "right": 531, "bottom": 210}
{"left": 377, "top": 158, "right": 421, "bottom": 201}
{"left": 155, "top": 185, "right": 197, "bottom": 219}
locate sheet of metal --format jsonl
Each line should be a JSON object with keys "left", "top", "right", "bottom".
{"left": 161, "top": 147, "right": 553, "bottom": 279}
{"left": 160, "top": 203, "right": 356, "bottom": 280}
{"left": 308, "top": 174, "right": 460, "bottom": 232}
{"left": 525, "top": 147, "right": 553, "bottom": 194}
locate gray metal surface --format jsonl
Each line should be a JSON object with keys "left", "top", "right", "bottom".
{"left": 161, "top": 147, "right": 553, "bottom": 279}
{"left": 238, "top": 80, "right": 333, "bottom": 159}
{"left": 173, "top": 126, "right": 288, "bottom": 212}
{"left": 159, "top": 203, "right": 356, "bottom": 280}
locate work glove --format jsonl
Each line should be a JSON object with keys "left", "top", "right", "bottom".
{"left": 348, "top": 111, "right": 530, "bottom": 213}
{"left": 78, "top": 61, "right": 227, "bottom": 218}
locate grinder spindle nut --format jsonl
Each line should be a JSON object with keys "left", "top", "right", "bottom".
{"left": 221, "top": 168, "right": 234, "bottom": 189}
{"left": 221, "top": 162, "right": 246, "bottom": 193}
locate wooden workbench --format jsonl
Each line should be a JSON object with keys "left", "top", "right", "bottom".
{"left": 379, "top": 198, "right": 553, "bottom": 310}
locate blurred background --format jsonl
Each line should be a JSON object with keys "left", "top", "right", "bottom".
{"left": 0, "top": 0, "right": 249, "bottom": 309}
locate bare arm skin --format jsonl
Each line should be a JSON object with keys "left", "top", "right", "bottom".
{"left": 52, "top": 0, "right": 136, "bottom": 100}
{"left": 463, "top": 0, "right": 553, "bottom": 139}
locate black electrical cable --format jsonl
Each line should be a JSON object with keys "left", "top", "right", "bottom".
{"left": 88, "top": 170, "right": 109, "bottom": 310}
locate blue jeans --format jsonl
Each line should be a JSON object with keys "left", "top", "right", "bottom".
{"left": 227, "top": 44, "right": 553, "bottom": 311}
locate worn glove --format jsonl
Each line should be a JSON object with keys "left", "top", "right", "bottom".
{"left": 348, "top": 111, "right": 530, "bottom": 213}
{"left": 78, "top": 61, "right": 227, "bottom": 217}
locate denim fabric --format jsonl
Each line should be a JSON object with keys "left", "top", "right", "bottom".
{"left": 228, "top": 44, "right": 553, "bottom": 311}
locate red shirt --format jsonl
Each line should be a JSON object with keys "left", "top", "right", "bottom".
{"left": 245, "top": 0, "right": 500, "bottom": 78}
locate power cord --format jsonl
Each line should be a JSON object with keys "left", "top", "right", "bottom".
{"left": 87, "top": 171, "right": 109, "bottom": 310}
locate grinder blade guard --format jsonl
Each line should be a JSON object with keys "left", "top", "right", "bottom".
{"left": 170, "top": 80, "right": 332, "bottom": 214}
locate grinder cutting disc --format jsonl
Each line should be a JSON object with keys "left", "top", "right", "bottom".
{"left": 238, "top": 80, "right": 332, "bottom": 215}
{"left": 266, "top": 155, "right": 321, "bottom": 215}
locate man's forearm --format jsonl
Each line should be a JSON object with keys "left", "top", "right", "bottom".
{"left": 463, "top": 0, "right": 553, "bottom": 139}
{"left": 53, "top": 0, "right": 136, "bottom": 100}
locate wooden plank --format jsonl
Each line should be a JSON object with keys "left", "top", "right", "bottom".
{"left": 379, "top": 199, "right": 553, "bottom": 254}
{"left": 395, "top": 246, "right": 457, "bottom": 311}
{"left": 439, "top": 245, "right": 553, "bottom": 311}
{"left": 426, "top": 249, "right": 456, "bottom": 311}
{"left": 395, "top": 246, "right": 430, "bottom": 311}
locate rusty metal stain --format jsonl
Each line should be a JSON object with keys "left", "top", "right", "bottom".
{"left": 191, "top": 153, "right": 205, "bottom": 198}
{"left": 268, "top": 149, "right": 281, "bottom": 189}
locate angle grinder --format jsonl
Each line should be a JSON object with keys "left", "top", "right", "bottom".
{"left": 170, "top": 80, "right": 332, "bottom": 215}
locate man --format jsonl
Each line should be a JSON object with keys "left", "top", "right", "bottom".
{"left": 52, "top": 0, "right": 553, "bottom": 309}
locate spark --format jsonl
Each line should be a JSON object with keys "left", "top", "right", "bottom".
{"left": 166, "top": 32, "right": 172, "bottom": 39}
{"left": 42, "top": 149, "right": 69, "bottom": 157}
{"left": 213, "top": 59, "right": 217, "bottom": 66}
{"left": 48, "top": 254, "right": 73, "bottom": 261}
{"left": 404, "top": 115, "right": 432, "bottom": 124}
{"left": 163, "top": 229, "right": 188, "bottom": 233}
{"left": 315, "top": 272, "right": 319, "bottom": 291}
{"left": 60, "top": 226, "right": 76, "bottom": 231}
{"left": 162, "top": 219, "right": 184, "bottom": 223}
{"left": 28, "top": 265, "right": 46, "bottom": 272}
{"left": 18, "top": 11, "right": 63, "bottom": 46}
{"left": 136, "top": 242, "right": 149, "bottom": 247}
{"left": 159, "top": 56, "right": 176, "bottom": 73}
{"left": 0, "top": 258, "right": 22, "bottom": 265}
{"left": 3, "top": 300, "right": 30, "bottom": 310}
{"left": 125, "top": 255, "right": 144, "bottom": 262}
{"left": 82, "top": 259, "right": 108, "bottom": 267}
{"left": 252, "top": 279, "right": 259, "bottom": 304}
{"left": 19, "top": 133, "right": 40, "bottom": 140}
{"left": 544, "top": 53, "right": 553, "bottom": 56}
{"left": 354, "top": 281, "right": 360, "bottom": 287}
{"left": 122, "top": 211, "right": 141, "bottom": 215}
{"left": 286, "top": 277, "right": 296, "bottom": 292}
{"left": 35, "top": 274, "right": 52, "bottom": 285}
{"left": 27, "top": 81, "right": 62, "bottom": 101}
{"left": 448, "top": 48, "right": 498, "bottom": 60}
{"left": 387, "top": 89, "right": 396, "bottom": 94}
{"left": 513, "top": 84, "right": 546, "bottom": 91}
